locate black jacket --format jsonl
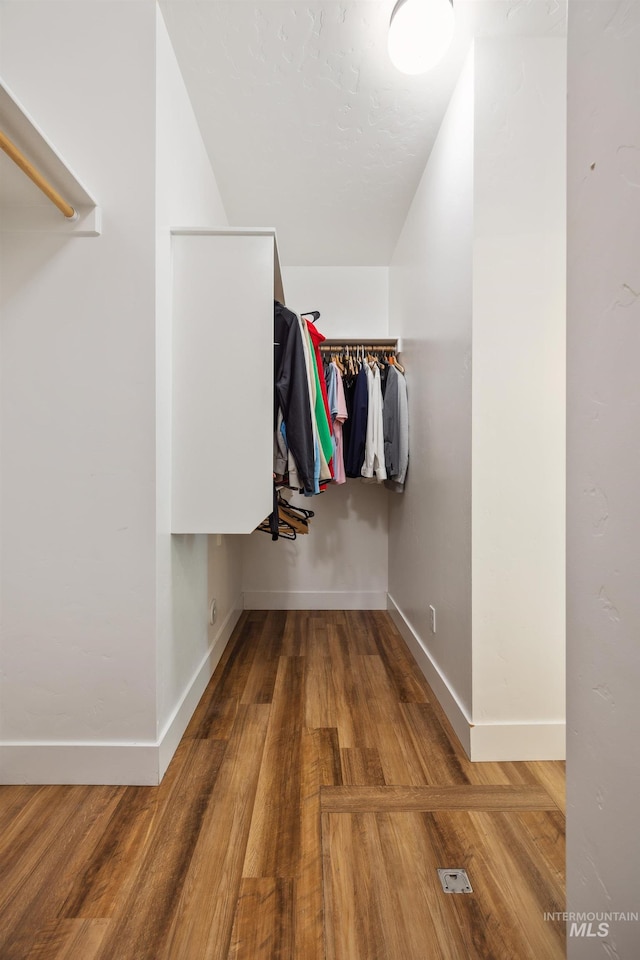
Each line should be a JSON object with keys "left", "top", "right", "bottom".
{"left": 274, "top": 302, "right": 315, "bottom": 495}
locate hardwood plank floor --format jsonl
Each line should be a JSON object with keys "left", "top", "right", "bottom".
{"left": 155, "top": 705, "right": 271, "bottom": 960}
{"left": 322, "top": 810, "right": 565, "bottom": 960}
{"left": 228, "top": 878, "right": 294, "bottom": 960}
{"left": 320, "top": 783, "right": 558, "bottom": 813}
{"left": 27, "top": 920, "right": 111, "bottom": 960}
{"left": 0, "top": 610, "right": 566, "bottom": 959}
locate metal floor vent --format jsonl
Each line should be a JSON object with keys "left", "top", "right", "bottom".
{"left": 437, "top": 868, "right": 473, "bottom": 894}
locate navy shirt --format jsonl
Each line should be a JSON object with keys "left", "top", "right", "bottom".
{"left": 344, "top": 366, "right": 369, "bottom": 478}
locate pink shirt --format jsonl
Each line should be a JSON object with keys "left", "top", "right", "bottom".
{"left": 331, "top": 362, "right": 349, "bottom": 485}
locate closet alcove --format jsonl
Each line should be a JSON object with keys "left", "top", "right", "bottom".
{"left": 171, "top": 228, "right": 398, "bottom": 536}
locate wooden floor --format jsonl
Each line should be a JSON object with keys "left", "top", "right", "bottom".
{"left": 0, "top": 610, "right": 566, "bottom": 959}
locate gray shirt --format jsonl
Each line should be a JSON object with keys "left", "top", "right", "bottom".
{"left": 383, "top": 364, "right": 409, "bottom": 491}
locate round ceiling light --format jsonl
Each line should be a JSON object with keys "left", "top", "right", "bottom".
{"left": 388, "top": 0, "right": 455, "bottom": 75}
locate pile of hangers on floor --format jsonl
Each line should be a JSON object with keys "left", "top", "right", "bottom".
{"left": 257, "top": 488, "right": 315, "bottom": 541}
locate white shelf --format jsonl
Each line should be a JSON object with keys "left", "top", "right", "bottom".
{"left": 171, "top": 227, "right": 284, "bottom": 303}
{"left": 0, "top": 77, "right": 100, "bottom": 236}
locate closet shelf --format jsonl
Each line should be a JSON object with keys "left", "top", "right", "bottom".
{"left": 0, "top": 77, "right": 100, "bottom": 236}
{"left": 170, "top": 228, "right": 279, "bottom": 534}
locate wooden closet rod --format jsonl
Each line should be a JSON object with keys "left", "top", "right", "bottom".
{"left": 0, "top": 129, "right": 77, "bottom": 220}
{"left": 319, "top": 343, "right": 398, "bottom": 352}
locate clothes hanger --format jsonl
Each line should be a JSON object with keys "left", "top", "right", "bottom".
{"left": 256, "top": 481, "right": 299, "bottom": 540}
{"left": 257, "top": 513, "right": 297, "bottom": 540}
{"left": 277, "top": 495, "right": 315, "bottom": 532}
{"left": 344, "top": 345, "right": 353, "bottom": 375}
{"left": 277, "top": 497, "right": 309, "bottom": 533}
{"left": 278, "top": 496, "right": 315, "bottom": 521}
{"left": 276, "top": 523, "right": 297, "bottom": 541}
{"left": 333, "top": 353, "right": 346, "bottom": 374}
{"left": 393, "top": 352, "right": 406, "bottom": 374}
{"left": 277, "top": 492, "right": 314, "bottom": 515}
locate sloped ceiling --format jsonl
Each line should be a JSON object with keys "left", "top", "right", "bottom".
{"left": 160, "top": 0, "right": 566, "bottom": 265}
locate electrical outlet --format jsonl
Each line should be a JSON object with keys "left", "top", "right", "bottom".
{"left": 429, "top": 604, "right": 436, "bottom": 634}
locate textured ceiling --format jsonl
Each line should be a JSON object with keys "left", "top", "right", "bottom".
{"left": 160, "top": 1, "right": 566, "bottom": 265}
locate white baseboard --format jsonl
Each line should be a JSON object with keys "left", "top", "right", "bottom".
{"left": 243, "top": 590, "right": 388, "bottom": 610}
{"left": 0, "top": 742, "right": 161, "bottom": 786}
{"left": 0, "top": 597, "right": 243, "bottom": 786}
{"left": 469, "top": 722, "right": 566, "bottom": 761}
{"left": 387, "top": 594, "right": 566, "bottom": 762}
{"left": 387, "top": 594, "right": 473, "bottom": 758}
{"left": 157, "top": 597, "right": 243, "bottom": 779}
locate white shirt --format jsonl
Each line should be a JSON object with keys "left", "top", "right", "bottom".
{"left": 361, "top": 363, "right": 387, "bottom": 482}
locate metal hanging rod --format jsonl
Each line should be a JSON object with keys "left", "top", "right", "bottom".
{"left": 0, "top": 128, "right": 78, "bottom": 220}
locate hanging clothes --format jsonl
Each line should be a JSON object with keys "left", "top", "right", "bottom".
{"left": 321, "top": 343, "right": 408, "bottom": 488}
{"left": 326, "top": 360, "right": 348, "bottom": 484}
{"left": 383, "top": 363, "right": 409, "bottom": 492}
{"left": 341, "top": 371, "right": 357, "bottom": 464}
{"left": 305, "top": 319, "right": 334, "bottom": 449}
{"left": 345, "top": 364, "right": 369, "bottom": 478}
{"left": 274, "top": 301, "right": 315, "bottom": 495}
{"left": 294, "top": 312, "right": 321, "bottom": 493}
{"left": 271, "top": 315, "right": 409, "bottom": 540}
{"left": 326, "top": 359, "right": 338, "bottom": 420}
{"left": 303, "top": 320, "right": 334, "bottom": 482}
{"left": 274, "top": 408, "right": 288, "bottom": 478}
{"left": 361, "top": 361, "right": 387, "bottom": 482}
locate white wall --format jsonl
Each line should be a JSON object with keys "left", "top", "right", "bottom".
{"left": 566, "top": 2, "right": 640, "bottom": 954}
{"left": 155, "top": 7, "right": 242, "bottom": 769}
{"left": 389, "top": 38, "right": 566, "bottom": 761}
{"left": 0, "top": 2, "right": 243, "bottom": 784}
{"left": 242, "top": 266, "right": 390, "bottom": 609}
{"left": 470, "top": 37, "right": 566, "bottom": 758}
{"left": 0, "top": 0, "right": 158, "bottom": 782}
{"left": 388, "top": 52, "right": 475, "bottom": 734}
{"left": 283, "top": 267, "right": 389, "bottom": 336}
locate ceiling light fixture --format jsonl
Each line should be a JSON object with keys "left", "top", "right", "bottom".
{"left": 388, "top": 0, "right": 455, "bottom": 75}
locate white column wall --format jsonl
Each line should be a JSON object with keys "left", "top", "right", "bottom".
{"left": 0, "top": 0, "right": 158, "bottom": 782}
{"left": 388, "top": 51, "right": 475, "bottom": 748}
{"left": 241, "top": 265, "right": 390, "bottom": 609}
{"left": 567, "top": 2, "right": 640, "bottom": 954}
{"left": 155, "top": 8, "right": 242, "bottom": 772}
{"left": 470, "top": 37, "right": 566, "bottom": 759}
{"left": 0, "top": 2, "right": 243, "bottom": 784}
{"left": 389, "top": 38, "right": 566, "bottom": 761}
